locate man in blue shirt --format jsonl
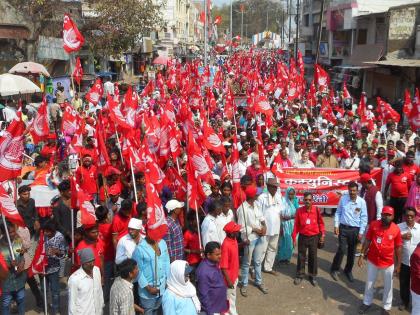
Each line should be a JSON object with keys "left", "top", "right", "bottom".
{"left": 131, "top": 230, "right": 170, "bottom": 315}
{"left": 331, "top": 181, "right": 368, "bottom": 282}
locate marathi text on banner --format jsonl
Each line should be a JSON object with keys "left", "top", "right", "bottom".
{"left": 275, "top": 168, "right": 383, "bottom": 207}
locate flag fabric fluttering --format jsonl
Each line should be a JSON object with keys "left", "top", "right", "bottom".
{"left": 62, "top": 13, "right": 85, "bottom": 53}
{"left": 29, "top": 97, "right": 49, "bottom": 144}
{"left": 0, "top": 185, "right": 25, "bottom": 226}
{"left": 28, "top": 231, "right": 47, "bottom": 277}
{"left": 73, "top": 57, "right": 83, "bottom": 85}
{"left": 0, "top": 117, "right": 25, "bottom": 182}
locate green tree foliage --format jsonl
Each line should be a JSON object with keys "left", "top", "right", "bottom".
{"left": 213, "top": 0, "right": 285, "bottom": 40}
{"left": 83, "top": 0, "right": 164, "bottom": 57}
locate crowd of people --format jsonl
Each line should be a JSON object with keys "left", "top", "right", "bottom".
{"left": 0, "top": 49, "right": 419, "bottom": 315}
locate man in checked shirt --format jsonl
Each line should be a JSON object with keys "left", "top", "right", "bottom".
{"left": 163, "top": 200, "right": 185, "bottom": 262}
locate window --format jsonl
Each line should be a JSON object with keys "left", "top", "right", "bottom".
{"left": 304, "top": 14, "right": 309, "bottom": 27}
{"left": 357, "top": 29, "right": 367, "bottom": 45}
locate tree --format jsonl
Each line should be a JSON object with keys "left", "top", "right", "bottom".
{"left": 83, "top": 0, "right": 164, "bottom": 57}
{"left": 212, "top": 0, "right": 285, "bottom": 41}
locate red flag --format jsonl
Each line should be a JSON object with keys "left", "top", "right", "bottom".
{"left": 0, "top": 185, "right": 25, "bottom": 226}
{"left": 297, "top": 50, "right": 304, "bottom": 77}
{"left": 343, "top": 82, "right": 351, "bottom": 99}
{"left": 187, "top": 131, "right": 214, "bottom": 185}
{"left": 271, "top": 153, "right": 285, "bottom": 178}
{"left": 28, "top": 231, "right": 47, "bottom": 277}
{"left": 202, "top": 118, "right": 225, "bottom": 154}
{"left": 145, "top": 173, "right": 167, "bottom": 241}
{"left": 186, "top": 159, "right": 206, "bottom": 210}
{"left": 0, "top": 118, "right": 25, "bottom": 182}
{"left": 403, "top": 89, "right": 413, "bottom": 117}
{"left": 79, "top": 190, "right": 96, "bottom": 225}
{"left": 314, "top": 64, "right": 329, "bottom": 93}
{"left": 141, "top": 80, "right": 155, "bottom": 97}
{"left": 122, "top": 85, "right": 138, "bottom": 128}
{"left": 163, "top": 167, "right": 187, "bottom": 201}
{"left": 85, "top": 78, "right": 103, "bottom": 105}
{"left": 376, "top": 97, "right": 400, "bottom": 123}
{"left": 409, "top": 91, "right": 420, "bottom": 130}
{"left": 62, "top": 13, "right": 85, "bottom": 53}
{"left": 95, "top": 115, "right": 110, "bottom": 172}
{"left": 108, "top": 95, "right": 132, "bottom": 130}
{"left": 73, "top": 57, "right": 83, "bottom": 86}
{"left": 61, "top": 102, "right": 78, "bottom": 132}
{"left": 214, "top": 16, "right": 222, "bottom": 25}
{"left": 29, "top": 97, "right": 49, "bottom": 144}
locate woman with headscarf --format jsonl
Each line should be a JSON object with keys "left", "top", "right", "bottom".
{"left": 162, "top": 260, "right": 201, "bottom": 315}
{"left": 277, "top": 187, "right": 298, "bottom": 264}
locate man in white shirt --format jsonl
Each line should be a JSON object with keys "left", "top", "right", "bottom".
{"left": 238, "top": 149, "right": 251, "bottom": 178}
{"left": 216, "top": 196, "right": 234, "bottom": 243}
{"left": 397, "top": 207, "right": 420, "bottom": 311}
{"left": 103, "top": 78, "right": 114, "bottom": 96}
{"left": 238, "top": 185, "right": 268, "bottom": 296}
{"left": 3, "top": 99, "right": 17, "bottom": 123}
{"left": 201, "top": 199, "right": 223, "bottom": 247}
{"left": 340, "top": 146, "right": 360, "bottom": 170}
{"left": 115, "top": 218, "right": 145, "bottom": 264}
{"left": 385, "top": 122, "right": 400, "bottom": 144}
{"left": 257, "top": 178, "right": 284, "bottom": 275}
{"left": 68, "top": 248, "right": 104, "bottom": 315}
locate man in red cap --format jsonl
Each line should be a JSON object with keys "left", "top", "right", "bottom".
{"left": 360, "top": 173, "right": 383, "bottom": 225}
{"left": 358, "top": 206, "right": 402, "bottom": 315}
{"left": 105, "top": 184, "right": 123, "bottom": 220}
{"left": 40, "top": 134, "right": 57, "bottom": 163}
{"left": 220, "top": 221, "right": 244, "bottom": 315}
{"left": 237, "top": 185, "right": 268, "bottom": 296}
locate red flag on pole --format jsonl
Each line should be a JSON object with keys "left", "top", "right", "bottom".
{"left": 403, "top": 89, "right": 413, "bottom": 117}
{"left": 29, "top": 97, "right": 49, "bottom": 144}
{"left": 85, "top": 78, "right": 103, "bottom": 105}
{"left": 79, "top": 190, "right": 96, "bottom": 225}
{"left": 0, "top": 118, "right": 25, "bottom": 182}
{"left": 145, "top": 173, "right": 167, "bottom": 241}
{"left": 0, "top": 186, "right": 25, "bottom": 226}
{"left": 73, "top": 57, "right": 83, "bottom": 86}
{"left": 62, "top": 13, "right": 85, "bottom": 53}
{"left": 28, "top": 231, "right": 47, "bottom": 277}
{"left": 202, "top": 118, "right": 225, "bottom": 154}
{"left": 409, "top": 90, "right": 420, "bottom": 130}
{"left": 376, "top": 97, "right": 400, "bottom": 123}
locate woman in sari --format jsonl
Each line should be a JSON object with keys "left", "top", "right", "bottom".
{"left": 405, "top": 172, "right": 420, "bottom": 222}
{"left": 277, "top": 187, "right": 298, "bottom": 264}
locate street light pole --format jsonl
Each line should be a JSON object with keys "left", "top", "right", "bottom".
{"left": 204, "top": 0, "right": 208, "bottom": 66}
{"left": 288, "top": 0, "right": 292, "bottom": 44}
{"left": 315, "top": 0, "right": 326, "bottom": 64}
{"left": 230, "top": 0, "right": 233, "bottom": 41}
{"left": 295, "top": 0, "right": 300, "bottom": 59}
{"left": 241, "top": 8, "right": 244, "bottom": 47}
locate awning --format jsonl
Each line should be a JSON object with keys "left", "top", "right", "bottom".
{"left": 348, "top": 44, "right": 383, "bottom": 66}
{"left": 364, "top": 59, "right": 420, "bottom": 67}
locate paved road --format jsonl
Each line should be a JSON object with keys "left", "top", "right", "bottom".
{"left": 24, "top": 217, "right": 411, "bottom": 315}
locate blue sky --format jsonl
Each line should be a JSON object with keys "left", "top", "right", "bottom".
{"left": 213, "top": 0, "right": 230, "bottom": 6}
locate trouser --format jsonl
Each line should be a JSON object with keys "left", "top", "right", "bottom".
{"left": 399, "top": 263, "right": 411, "bottom": 307}
{"left": 40, "top": 271, "right": 60, "bottom": 315}
{"left": 226, "top": 279, "right": 238, "bottom": 315}
{"left": 362, "top": 261, "right": 394, "bottom": 311}
{"left": 412, "top": 290, "right": 420, "bottom": 315}
{"left": 263, "top": 234, "right": 279, "bottom": 272}
{"left": 133, "top": 282, "right": 140, "bottom": 312}
{"left": 27, "top": 275, "right": 43, "bottom": 305}
{"left": 103, "top": 260, "right": 115, "bottom": 302}
{"left": 331, "top": 224, "right": 359, "bottom": 273}
{"left": 140, "top": 296, "right": 162, "bottom": 315}
{"left": 296, "top": 234, "right": 318, "bottom": 278}
{"left": 390, "top": 197, "right": 407, "bottom": 223}
{"left": 1, "top": 288, "right": 25, "bottom": 315}
{"left": 240, "top": 236, "right": 266, "bottom": 286}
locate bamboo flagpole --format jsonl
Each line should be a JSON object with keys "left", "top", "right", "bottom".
{"left": 1, "top": 214, "right": 16, "bottom": 271}
{"left": 129, "top": 156, "right": 138, "bottom": 204}
{"left": 43, "top": 257, "right": 48, "bottom": 315}
{"left": 194, "top": 200, "right": 203, "bottom": 251}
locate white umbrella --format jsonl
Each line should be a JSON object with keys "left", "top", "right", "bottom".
{"left": 9, "top": 61, "right": 50, "bottom": 77}
{"left": 0, "top": 73, "right": 41, "bottom": 97}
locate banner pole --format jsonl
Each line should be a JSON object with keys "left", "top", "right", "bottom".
{"left": 129, "top": 156, "right": 138, "bottom": 204}
{"left": 1, "top": 215, "right": 16, "bottom": 270}
{"left": 114, "top": 124, "right": 125, "bottom": 166}
{"left": 71, "top": 208, "right": 75, "bottom": 264}
{"left": 43, "top": 264, "right": 48, "bottom": 315}
{"left": 194, "top": 200, "right": 203, "bottom": 251}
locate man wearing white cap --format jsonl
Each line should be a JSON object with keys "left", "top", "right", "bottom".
{"left": 163, "top": 200, "right": 185, "bottom": 262}
{"left": 115, "top": 218, "right": 145, "bottom": 264}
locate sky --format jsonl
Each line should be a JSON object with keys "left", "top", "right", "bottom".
{"left": 213, "top": 0, "right": 230, "bottom": 6}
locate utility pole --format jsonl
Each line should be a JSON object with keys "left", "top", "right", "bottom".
{"left": 315, "top": 0, "right": 326, "bottom": 64}
{"left": 204, "top": 0, "right": 208, "bottom": 66}
{"left": 230, "top": 0, "right": 233, "bottom": 41}
{"left": 266, "top": 9, "right": 269, "bottom": 30}
{"left": 240, "top": 3, "right": 244, "bottom": 47}
{"left": 288, "top": 0, "right": 292, "bottom": 45}
{"left": 295, "top": 0, "right": 300, "bottom": 59}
